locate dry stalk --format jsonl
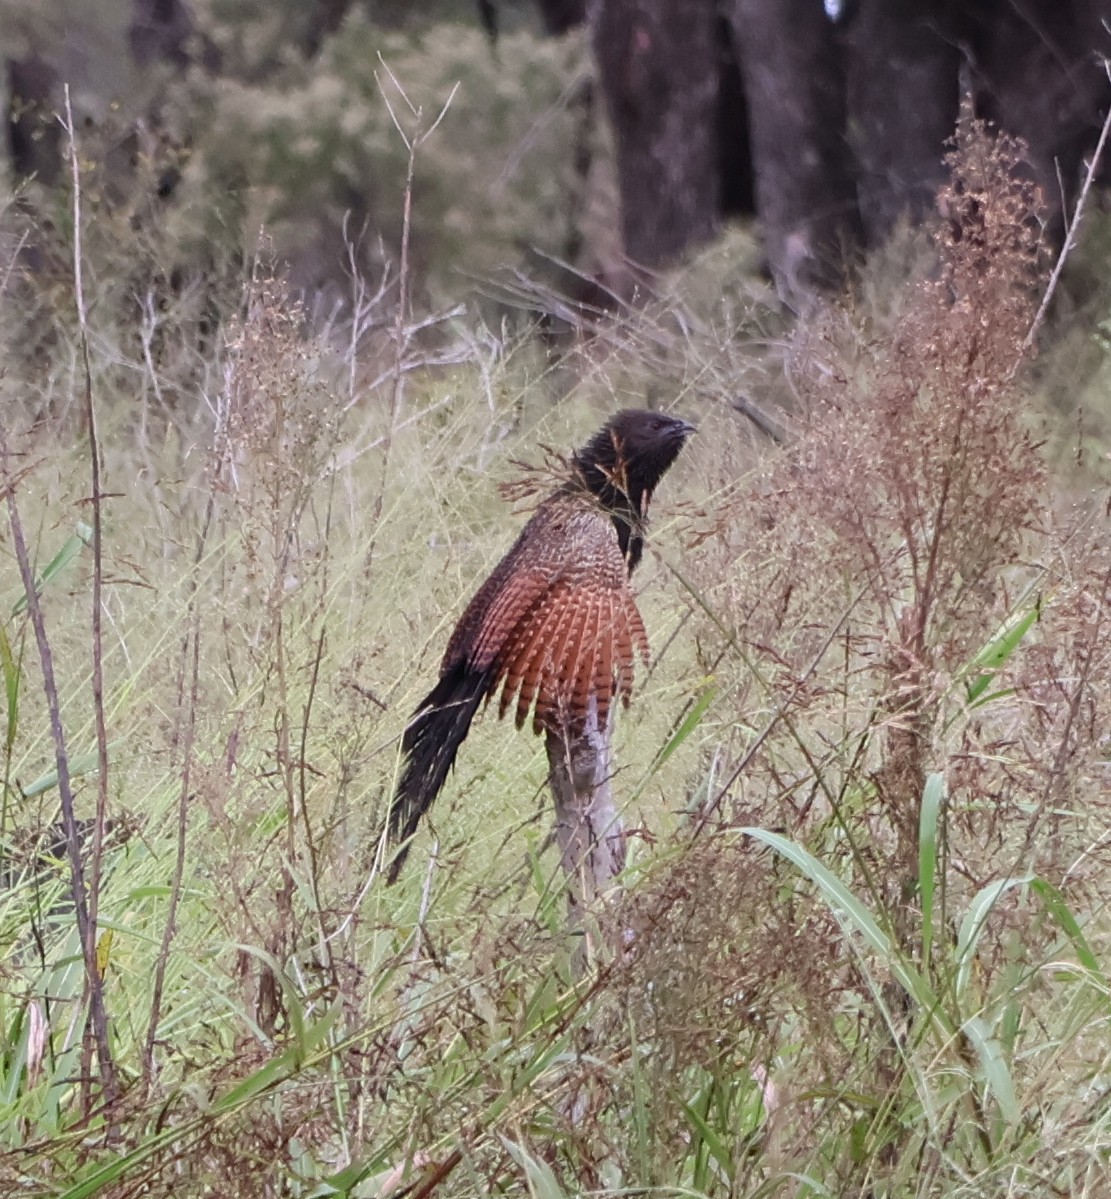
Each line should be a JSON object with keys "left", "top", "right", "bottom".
{"left": 365, "top": 69, "right": 459, "bottom": 568}
{"left": 63, "top": 82, "right": 116, "bottom": 1122}
{"left": 299, "top": 621, "right": 340, "bottom": 999}
{"left": 142, "top": 568, "right": 203, "bottom": 1092}
{"left": 1024, "top": 62, "right": 1111, "bottom": 351}
{"left": 0, "top": 228, "right": 28, "bottom": 884}
{"left": 675, "top": 560, "right": 877, "bottom": 838}
{"left": 0, "top": 428, "right": 119, "bottom": 1112}
{"left": 141, "top": 342, "right": 235, "bottom": 1093}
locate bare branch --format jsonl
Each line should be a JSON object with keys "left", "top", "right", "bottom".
{"left": 0, "top": 427, "right": 119, "bottom": 1111}
{"left": 1024, "top": 61, "right": 1111, "bottom": 351}
{"left": 62, "top": 83, "right": 119, "bottom": 1115}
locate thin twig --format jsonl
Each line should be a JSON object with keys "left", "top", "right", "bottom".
{"left": 0, "top": 428, "right": 119, "bottom": 1111}
{"left": 1013, "top": 564, "right": 1110, "bottom": 877}
{"left": 142, "top": 352, "right": 232, "bottom": 1091}
{"left": 412, "top": 839, "right": 439, "bottom": 965}
{"left": 0, "top": 227, "right": 29, "bottom": 299}
{"left": 299, "top": 622, "right": 338, "bottom": 995}
{"left": 366, "top": 75, "right": 459, "bottom": 570}
{"left": 388, "top": 128, "right": 415, "bottom": 441}
{"left": 63, "top": 84, "right": 115, "bottom": 1119}
{"left": 365, "top": 93, "right": 417, "bottom": 569}
{"left": 729, "top": 393, "right": 787, "bottom": 445}
{"left": 0, "top": 228, "right": 28, "bottom": 884}
{"left": 1023, "top": 63, "right": 1111, "bottom": 350}
{"left": 668, "top": 560, "right": 875, "bottom": 838}
{"left": 142, "top": 544, "right": 203, "bottom": 1092}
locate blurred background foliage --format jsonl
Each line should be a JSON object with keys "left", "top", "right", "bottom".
{"left": 2, "top": 0, "right": 600, "bottom": 311}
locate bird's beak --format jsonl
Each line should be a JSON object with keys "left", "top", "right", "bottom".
{"left": 673, "top": 417, "right": 697, "bottom": 438}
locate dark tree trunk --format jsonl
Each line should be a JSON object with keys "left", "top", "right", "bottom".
{"left": 297, "top": 0, "right": 357, "bottom": 58}
{"left": 970, "top": 0, "right": 1111, "bottom": 240}
{"left": 129, "top": 0, "right": 195, "bottom": 68}
{"left": 716, "top": 9, "right": 755, "bottom": 218}
{"left": 590, "top": 0, "right": 720, "bottom": 269}
{"left": 844, "top": 0, "right": 962, "bottom": 245}
{"left": 728, "top": 0, "right": 859, "bottom": 301}
{"left": 129, "top": 0, "right": 221, "bottom": 71}
{"left": 536, "top": 0, "right": 587, "bottom": 34}
{"left": 6, "top": 55, "right": 61, "bottom": 185}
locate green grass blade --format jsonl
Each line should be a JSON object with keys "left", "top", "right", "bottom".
{"left": 918, "top": 773, "right": 944, "bottom": 963}
{"left": 57, "top": 1130, "right": 193, "bottom": 1199}
{"left": 964, "top": 601, "right": 1041, "bottom": 706}
{"left": 59, "top": 1007, "right": 341, "bottom": 1199}
{"left": 11, "top": 522, "right": 94, "bottom": 617}
{"left": 1030, "top": 878, "right": 1107, "bottom": 985}
{"left": 741, "top": 827, "right": 950, "bottom": 1034}
{"left": 0, "top": 621, "right": 20, "bottom": 753}
{"left": 962, "top": 1013, "right": 1018, "bottom": 1124}
{"left": 955, "top": 876, "right": 1031, "bottom": 999}
{"left": 311, "top": 1156, "right": 378, "bottom": 1196}
{"left": 214, "top": 1002, "right": 343, "bottom": 1112}
{"left": 682, "top": 1088, "right": 734, "bottom": 1185}
{"left": 500, "top": 1135, "right": 570, "bottom": 1199}
{"left": 628, "top": 1017, "right": 652, "bottom": 1184}
{"left": 656, "top": 684, "right": 717, "bottom": 770}
{"left": 777, "top": 1173, "right": 837, "bottom": 1198}
{"left": 21, "top": 742, "right": 122, "bottom": 798}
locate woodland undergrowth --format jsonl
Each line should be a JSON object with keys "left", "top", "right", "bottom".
{"left": 0, "top": 115, "right": 1108, "bottom": 1199}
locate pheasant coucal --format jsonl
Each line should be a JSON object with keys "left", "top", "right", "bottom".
{"left": 386, "top": 408, "right": 694, "bottom": 882}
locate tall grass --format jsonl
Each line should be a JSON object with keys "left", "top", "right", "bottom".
{"left": 0, "top": 117, "right": 1110, "bottom": 1199}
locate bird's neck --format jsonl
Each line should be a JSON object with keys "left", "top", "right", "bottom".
{"left": 571, "top": 466, "right": 648, "bottom": 573}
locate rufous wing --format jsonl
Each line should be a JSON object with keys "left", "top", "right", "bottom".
{"left": 440, "top": 500, "right": 650, "bottom": 735}
{"left": 493, "top": 574, "right": 648, "bottom": 734}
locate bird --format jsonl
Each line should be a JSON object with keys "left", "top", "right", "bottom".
{"left": 386, "top": 408, "right": 695, "bottom": 882}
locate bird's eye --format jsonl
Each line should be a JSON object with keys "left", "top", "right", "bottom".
{"left": 651, "top": 416, "right": 666, "bottom": 430}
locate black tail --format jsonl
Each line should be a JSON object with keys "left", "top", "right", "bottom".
{"left": 386, "top": 660, "right": 493, "bottom": 883}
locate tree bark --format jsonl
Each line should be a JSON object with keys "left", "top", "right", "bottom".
{"left": 536, "top": 0, "right": 587, "bottom": 34}
{"left": 297, "top": 0, "right": 358, "bottom": 58}
{"left": 727, "top": 0, "right": 859, "bottom": 303}
{"left": 6, "top": 55, "right": 61, "bottom": 185}
{"left": 590, "top": 0, "right": 720, "bottom": 268}
{"left": 129, "top": 0, "right": 222, "bottom": 72}
{"left": 129, "top": 0, "right": 196, "bottom": 68}
{"left": 844, "top": 0, "right": 962, "bottom": 246}
{"left": 716, "top": 10, "right": 755, "bottom": 219}
{"left": 970, "top": 0, "right": 1111, "bottom": 241}
{"left": 545, "top": 698, "right": 625, "bottom": 970}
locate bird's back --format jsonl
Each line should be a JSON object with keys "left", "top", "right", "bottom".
{"left": 443, "top": 491, "right": 648, "bottom": 734}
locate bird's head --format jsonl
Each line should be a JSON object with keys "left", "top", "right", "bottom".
{"left": 572, "top": 409, "right": 695, "bottom": 571}
{"left": 574, "top": 408, "right": 695, "bottom": 518}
